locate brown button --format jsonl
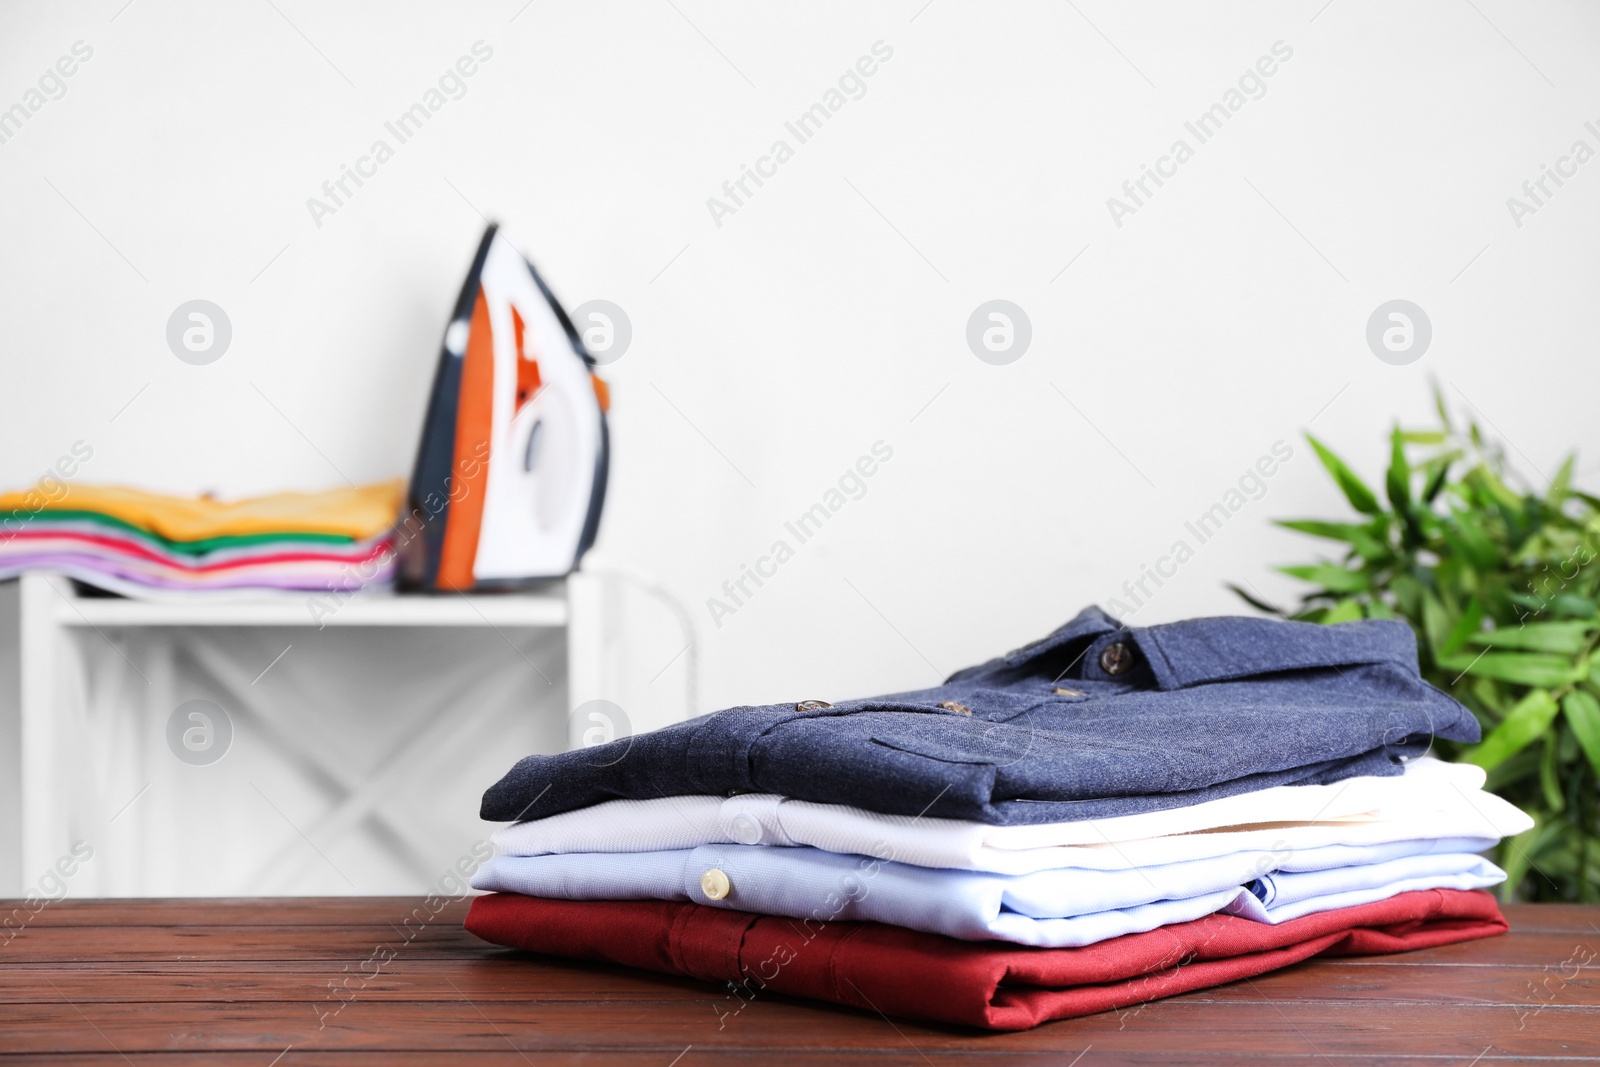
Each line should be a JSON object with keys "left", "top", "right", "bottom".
{"left": 1099, "top": 641, "right": 1135, "bottom": 676}
{"left": 938, "top": 700, "right": 972, "bottom": 716}
{"left": 795, "top": 699, "right": 832, "bottom": 711}
{"left": 1053, "top": 687, "right": 1085, "bottom": 697}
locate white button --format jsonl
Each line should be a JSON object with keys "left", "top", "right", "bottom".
{"left": 700, "top": 868, "right": 730, "bottom": 900}
{"left": 728, "top": 813, "right": 763, "bottom": 845}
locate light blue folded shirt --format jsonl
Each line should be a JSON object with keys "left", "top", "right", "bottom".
{"left": 472, "top": 836, "right": 1505, "bottom": 947}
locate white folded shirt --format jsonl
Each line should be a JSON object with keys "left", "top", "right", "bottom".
{"left": 490, "top": 757, "right": 1532, "bottom": 875}
{"left": 471, "top": 836, "right": 1507, "bottom": 947}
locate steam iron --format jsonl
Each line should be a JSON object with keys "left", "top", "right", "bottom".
{"left": 402, "top": 224, "right": 609, "bottom": 590}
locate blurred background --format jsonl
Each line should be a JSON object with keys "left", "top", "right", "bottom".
{"left": 2, "top": 0, "right": 1598, "bottom": 896}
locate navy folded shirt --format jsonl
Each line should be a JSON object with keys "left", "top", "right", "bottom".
{"left": 481, "top": 607, "right": 1480, "bottom": 825}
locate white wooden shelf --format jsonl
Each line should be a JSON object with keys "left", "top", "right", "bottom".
{"left": 49, "top": 590, "right": 568, "bottom": 628}
{"left": 17, "top": 570, "right": 593, "bottom": 893}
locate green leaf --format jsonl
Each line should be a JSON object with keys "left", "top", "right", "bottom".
{"left": 1469, "top": 464, "right": 1526, "bottom": 514}
{"left": 1422, "top": 463, "right": 1450, "bottom": 504}
{"left": 1386, "top": 426, "right": 1412, "bottom": 514}
{"left": 1560, "top": 690, "right": 1600, "bottom": 780}
{"left": 1441, "top": 596, "right": 1485, "bottom": 656}
{"left": 1227, "top": 583, "right": 1284, "bottom": 617}
{"left": 1421, "top": 592, "right": 1453, "bottom": 654}
{"left": 1275, "top": 519, "right": 1388, "bottom": 560}
{"left": 1463, "top": 689, "right": 1560, "bottom": 770}
{"left": 1276, "top": 520, "right": 1364, "bottom": 541}
{"left": 1432, "top": 380, "right": 1453, "bottom": 432}
{"left": 1277, "top": 564, "right": 1371, "bottom": 593}
{"left": 1508, "top": 592, "right": 1599, "bottom": 620}
{"left": 1442, "top": 512, "right": 1501, "bottom": 571}
{"left": 1548, "top": 453, "right": 1576, "bottom": 504}
{"left": 1399, "top": 431, "right": 1447, "bottom": 444}
{"left": 1549, "top": 594, "right": 1599, "bottom": 619}
{"left": 1323, "top": 598, "right": 1364, "bottom": 624}
{"left": 1306, "top": 434, "right": 1382, "bottom": 516}
{"left": 1471, "top": 675, "right": 1510, "bottom": 716}
{"left": 1446, "top": 651, "right": 1586, "bottom": 687}
{"left": 1539, "top": 733, "right": 1565, "bottom": 812}
{"left": 1483, "top": 743, "right": 1539, "bottom": 793}
{"left": 1467, "top": 620, "right": 1592, "bottom": 654}
{"left": 1390, "top": 573, "right": 1425, "bottom": 619}
{"left": 1496, "top": 819, "right": 1562, "bottom": 902}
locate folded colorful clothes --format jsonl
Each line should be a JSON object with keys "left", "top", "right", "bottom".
{"left": 480, "top": 608, "right": 1480, "bottom": 825}
{"left": 0, "top": 481, "right": 403, "bottom": 542}
{"left": 0, "top": 537, "right": 396, "bottom": 592}
{"left": 473, "top": 838, "right": 1504, "bottom": 946}
{"left": 489, "top": 756, "right": 1525, "bottom": 873}
{"left": 464, "top": 887, "right": 1508, "bottom": 1030}
{"left": 0, "top": 516, "right": 359, "bottom": 555}
{"left": 0, "top": 481, "right": 404, "bottom": 597}
{"left": 0, "top": 522, "right": 378, "bottom": 560}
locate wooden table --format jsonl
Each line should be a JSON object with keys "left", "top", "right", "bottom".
{"left": 1, "top": 898, "right": 1596, "bottom": 1064}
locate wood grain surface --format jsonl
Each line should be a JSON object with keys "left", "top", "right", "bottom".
{"left": 0, "top": 898, "right": 1595, "bottom": 1065}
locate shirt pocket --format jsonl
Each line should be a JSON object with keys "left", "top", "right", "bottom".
{"left": 870, "top": 717, "right": 1038, "bottom": 768}
{"left": 924, "top": 688, "right": 1061, "bottom": 724}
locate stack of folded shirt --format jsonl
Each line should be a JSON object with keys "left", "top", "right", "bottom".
{"left": 467, "top": 607, "right": 1528, "bottom": 1029}
{"left": 0, "top": 481, "right": 403, "bottom": 597}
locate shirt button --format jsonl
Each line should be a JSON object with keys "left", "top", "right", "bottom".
{"left": 795, "top": 699, "right": 832, "bottom": 711}
{"left": 938, "top": 700, "right": 972, "bottom": 716}
{"left": 1053, "top": 687, "right": 1085, "bottom": 697}
{"left": 700, "top": 868, "right": 731, "bottom": 900}
{"left": 728, "top": 813, "right": 763, "bottom": 845}
{"left": 1099, "top": 641, "right": 1136, "bottom": 676}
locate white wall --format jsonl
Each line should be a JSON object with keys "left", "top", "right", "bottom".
{"left": 3, "top": 1, "right": 1598, "bottom": 890}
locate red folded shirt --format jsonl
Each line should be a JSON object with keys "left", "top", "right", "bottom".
{"left": 466, "top": 888, "right": 1506, "bottom": 1030}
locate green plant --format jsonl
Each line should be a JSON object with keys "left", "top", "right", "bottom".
{"left": 1235, "top": 389, "right": 1600, "bottom": 902}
